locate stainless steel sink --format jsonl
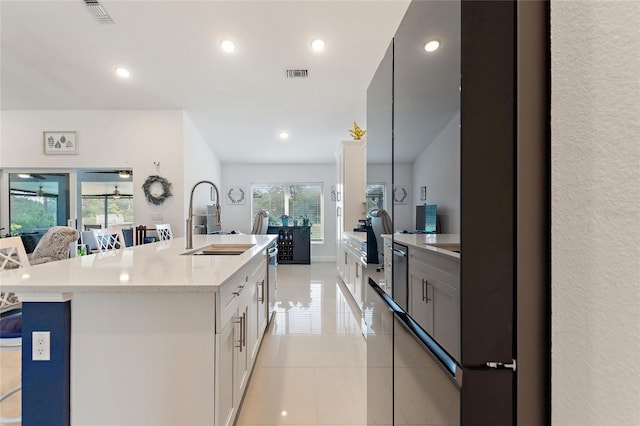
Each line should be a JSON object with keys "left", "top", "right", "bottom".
{"left": 182, "top": 244, "right": 255, "bottom": 256}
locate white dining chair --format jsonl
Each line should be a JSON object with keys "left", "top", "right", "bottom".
{"left": 0, "top": 236, "right": 29, "bottom": 424}
{"left": 0, "top": 237, "right": 30, "bottom": 312}
{"left": 91, "top": 227, "right": 127, "bottom": 252}
{"left": 155, "top": 223, "right": 173, "bottom": 241}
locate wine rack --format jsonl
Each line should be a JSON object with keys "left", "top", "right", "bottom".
{"left": 267, "top": 226, "right": 311, "bottom": 264}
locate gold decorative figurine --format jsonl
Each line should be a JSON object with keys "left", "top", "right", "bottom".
{"left": 349, "top": 121, "right": 367, "bottom": 140}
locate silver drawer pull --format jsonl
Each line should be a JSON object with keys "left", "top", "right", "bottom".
{"left": 235, "top": 316, "right": 244, "bottom": 351}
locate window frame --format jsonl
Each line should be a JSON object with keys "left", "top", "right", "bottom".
{"left": 251, "top": 182, "right": 324, "bottom": 243}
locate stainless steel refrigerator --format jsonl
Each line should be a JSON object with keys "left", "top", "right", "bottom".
{"left": 364, "top": 0, "right": 549, "bottom": 424}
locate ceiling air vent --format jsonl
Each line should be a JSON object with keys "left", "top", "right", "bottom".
{"left": 286, "top": 69, "right": 309, "bottom": 78}
{"left": 83, "top": 0, "right": 115, "bottom": 24}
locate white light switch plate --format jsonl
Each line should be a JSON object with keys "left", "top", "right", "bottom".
{"left": 32, "top": 331, "right": 51, "bottom": 361}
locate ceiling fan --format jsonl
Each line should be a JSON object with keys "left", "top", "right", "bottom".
{"left": 10, "top": 186, "right": 57, "bottom": 197}
{"left": 86, "top": 170, "right": 133, "bottom": 178}
{"left": 17, "top": 173, "right": 66, "bottom": 180}
{"left": 88, "top": 185, "right": 133, "bottom": 198}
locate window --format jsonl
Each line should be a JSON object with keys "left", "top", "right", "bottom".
{"left": 9, "top": 173, "right": 70, "bottom": 234}
{"left": 9, "top": 172, "right": 71, "bottom": 252}
{"left": 252, "top": 183, "right": 323, "bottom": 242}
{"left": 80, "top": 182, "right": 133, "bottom": 229}
{"left": 366, "top": 184, "right": 386, "bottom": 214}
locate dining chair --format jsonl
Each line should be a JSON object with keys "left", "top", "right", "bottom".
{"left": 155, "top": 223, "right": 173, "bottom": 241}
{"left": 28, "top": 226, "right": 79, "bottom": 265}
{"left": 0, "top": 237, "right": 30, "bottom": 311}
{"left": 91, "top": 227, "right": 127, "bottom": 252}
{"left": 251, "top": 210, "right": 270, "bottom": 234}
{"left": 0, "top": 236, "right": 29, "bottom": 424}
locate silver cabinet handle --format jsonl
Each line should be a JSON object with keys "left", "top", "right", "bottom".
{"left": 235, "top": 315, "right": 243, "bottom": 351}
{"left": 422, "top": 279, "right": 427, "bottom": 302}
{"left": 258, "top": 279, "right": 265, "bottom": 303}
{"left": 242, "top": 312, "right": 247, "bottom": 348}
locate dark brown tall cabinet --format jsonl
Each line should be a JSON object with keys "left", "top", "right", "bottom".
{"left": 365, "top": 1, "right": 549, "bottom": 425}
{"left": 267, "top": 226, "right": 311, "bottom": 265}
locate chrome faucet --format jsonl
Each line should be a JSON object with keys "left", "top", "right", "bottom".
{"left": 186, "top": 180, "right": 221, "bottom": 249}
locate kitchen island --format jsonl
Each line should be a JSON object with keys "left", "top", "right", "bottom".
{"left": 0, "top": 234, "right": 276, "bottom": 426}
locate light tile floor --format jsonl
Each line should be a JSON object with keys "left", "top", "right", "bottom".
{"left": 0, "top": 263, "right": 365, "bottom": 426}
{"left": 0, "top": 349, "right": 21, "bottom": 425}
{"left": 236, "top": 262, "right": 367, "bottom": 426}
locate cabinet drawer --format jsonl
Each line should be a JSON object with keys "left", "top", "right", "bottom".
{"left": 217, "top": 253, "right": 266, "bottom": 333}
{"left": 408, "top": 248, "right": 459, "bottom": 289}
{"left": 218, "top": 273, "right": 249, "bottom": 332}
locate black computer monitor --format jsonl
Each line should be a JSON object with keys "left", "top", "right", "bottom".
{"left": 416, "top": 204, "right": 437, "bottom": 233}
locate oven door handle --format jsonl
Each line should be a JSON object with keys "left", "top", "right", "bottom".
{"left": 392, "top": 248, "right": 407, "bottom": 258}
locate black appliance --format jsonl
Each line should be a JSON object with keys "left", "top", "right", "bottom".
{"left": 391, "top": 243, "right": 408, "bottom": 310}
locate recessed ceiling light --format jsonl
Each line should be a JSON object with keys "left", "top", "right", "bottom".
{"left": 115, "top": 66, "right": 131, "bottom": 78}
{"left": 279, "top": 132, "right": 289, "bottom": 140}
{"left": 118, "top": 170, "right": 131, "bottom": 178}
{"left": 311, "top": 39, "right": 326, "bottom": 52}
{"left": 424, "top": 40, "right": 440, "bottom": 53}
{"left": 18, "top": 173, "right": 31, "bottom": 178}
{"left": 220, "top": 39, "right": 236, "bottom": 53}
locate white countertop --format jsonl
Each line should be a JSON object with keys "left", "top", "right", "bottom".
{"left": 383, "top": 233, "right": 460, "bottom": 259}
{"left": 0, "top": 234, "right": 276, "bottom": 294}
{"left": 343, "top": 231, "right": 367, "bottom": 243}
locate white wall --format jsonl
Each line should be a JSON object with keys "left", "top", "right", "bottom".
{"left": 182, "top": 112, "right": 223, "bottom": 236}
{"left": 552, "top": 2, "right": 640, "bottom": 424}
{"left": 1, "top": 110, "right": 187, "bottom": 235}
{"left": 221, "top": 163, "right": 336, "bottom": 261}
{"left": 412, "top": 112, "right": 460, "bottom": 234}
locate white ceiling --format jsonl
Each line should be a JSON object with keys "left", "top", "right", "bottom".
{"left": 1, "top": 0, "right": 411, "bottom": 164}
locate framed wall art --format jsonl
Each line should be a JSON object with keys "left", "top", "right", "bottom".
{"left": 393, "top": 185, "right": 409, "bottom": 205}
{"left": 44, "top": 131, "right": 78, "bottom": 155}
{"left": 225, "top": 186, "right": 246, "bottom": 205}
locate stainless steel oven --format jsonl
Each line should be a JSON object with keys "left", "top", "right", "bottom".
{"left": 392, "top": 243, "right": 408, "bottom": 311}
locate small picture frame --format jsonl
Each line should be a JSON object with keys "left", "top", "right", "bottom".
{"left": 420, "top": 186, "right": 427, "bottom": 201}
{"left": 44, "top": 131, "right": 78, "bottom": 155}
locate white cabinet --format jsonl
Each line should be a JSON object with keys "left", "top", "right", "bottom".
{"left": 250, "top": 267, "right": 268, "bottom": 361}
{"left": 336, "top": 140, "right": 367, "bottom": 281}
{"left": 217, "top": 308, "right": 236, "bottom": 426}
{"left": 408, "top": 248, "right": 460, "bottom": 361}
{"left": 215, "top": 252, "right": 267, "bottom": 426}
{"left": 342, "top": 233, "right": 366, "bottom": 308}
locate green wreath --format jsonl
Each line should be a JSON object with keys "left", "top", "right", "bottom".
{"left": 142, "top": 175, "right": 173, "bottom": 205}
